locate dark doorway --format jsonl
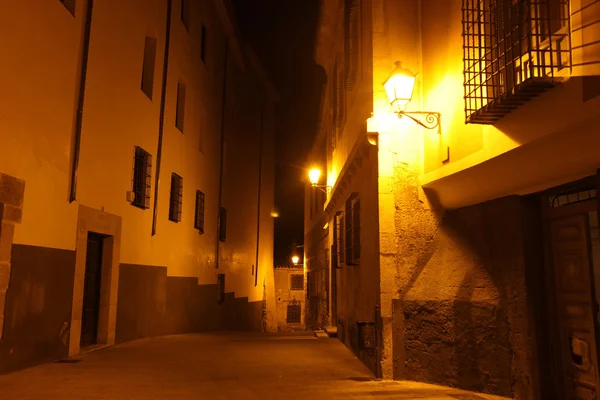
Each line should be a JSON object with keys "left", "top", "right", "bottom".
{"left": 80, "top": 232, "right": 104, "bottom": 347}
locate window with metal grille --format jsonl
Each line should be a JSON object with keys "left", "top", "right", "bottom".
{"left": 217, "top": 273, "right": 225, "bottom": 304}
{"left": 132, "top": 147, "right": 152, "bottom": 209}
{"left": 141, "top": 37, "right": 157, "bottom": 100}
{"left": 462, "top": 0, "right": 571, "bottom": 124}
{"left": 181, "top": 0, "right": 190, "bottom": 31}
{"left": 548, "top": 188, "right": 597, "bottom": 208}
{"left": 59, "top": 0, "right": 76, "bottom": 15}
{"left": 218, "top": 207, "right": 227, "bottom": 241}
{"left": 194, "top": 190, "right": 205, "bottom": 233}
{"left": 176, "top": 81, "right": 186, "bottom": 132}
{"left": 169, "top": 173, "right": 183, "bottom": 222}
{"left": 344, "top": 0, "right": 360, "bottom": 89}
{"left": 345, "top": 193, "right": 360, "bottom": 265}
{"left": 332, "top": 211, "right": 344, "bottom": 268}
{"left": 201, "top": 24, "right": 207, "bottom": 62}
{"left": 290, "top": 274, "right": 304, "bottom": 291}
{"left": 286, "top": 304, "right": 301, "bottom": 324}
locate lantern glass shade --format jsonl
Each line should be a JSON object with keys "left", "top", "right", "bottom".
{"left": 308, "top": 168, "right": 321, "bottom": 186}
{"left": 291, "top": 255, "right": 300, "bottom": 265}
{"left": 383, "top": 61, "right": 417, "bottom": 111}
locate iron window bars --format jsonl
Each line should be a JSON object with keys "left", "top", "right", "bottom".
{"left": 290, "top": 274, "right": 304, "bottom": 291}
{"left": 286, "top": 303, "right": 302, "bottom": 324}
{"left": 132, "top": 146, "right": 152, "bottom": 209}
{"left": 194, "top": 190, "right": 205, "bottom": 233}
{"left": 462, "top": 0, "right": 571, "bottom": 124}
{"left": 169, "top": 173, "right": 183, "bottom": 222}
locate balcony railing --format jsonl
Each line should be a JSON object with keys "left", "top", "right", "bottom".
{"left": 463, "top": 0, "right": 571, "bottom": 124}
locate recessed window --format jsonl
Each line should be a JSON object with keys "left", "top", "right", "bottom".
{"left": 345, "top": 193, "right": 360, "bottom": 265}
{"left": 218, "top": 207, "right": 227, "bottom": 241}
{"left": 176, "top": 82, "right": 186, "bottom": 132}
{"left": 194, "top": 190, "right": 205, "bottom": 233}
{"left": 181, "top": 0, "right": 190, "bottom": 31}
{"left": 332, "top": 211, "right": 344, "bottom": 267}
{"left": 290, "top": 274, "right": 304, "bottom": 291}
{"left": 132, "top": 147, "right": 152, "bottom": 209}
{"left": 200, "top": 24, "right": 207, "bottom": 62}
{"left": 169, "top": 173, "right": 183, "bottom": 222}
{"left": 286, "top": 304, "right": 301, "bottom": 324}
{"left": 59, "top": 0, "right": 76, "bottom": 16}
{"left": 141, "top": 37, "right": 157, "bottom": 99}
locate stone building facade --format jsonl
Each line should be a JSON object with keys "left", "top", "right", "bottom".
{"left": 306, "top": 0, "right": 600, "bottom": 398}
{"left": 273, "top": 264, "right": 306, "bottom": 331}
{"left": 0, "top": 0, "right": 277, "bottom": 373}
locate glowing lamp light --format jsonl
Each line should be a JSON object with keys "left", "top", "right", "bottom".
{"left": 383, "top": 61, "right": 417, "bottom": 112}
{"left": 308, "top": 168, "right": 321, "bottom": 186}
{"left": 291, "top": 255, "right": 300, "bottom": 265}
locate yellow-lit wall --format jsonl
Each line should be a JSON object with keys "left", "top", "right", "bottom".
{"left": 274, "top": 267, "right": 305, "bottom": 331}
{"left": 0, "top": 0, "right": 273, "bottom": 302}
{"left": 419, "top": 0, "right": 600, "bottom": 209}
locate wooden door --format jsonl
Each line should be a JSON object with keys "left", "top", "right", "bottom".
{"left": 80, "top": 233, "right": 103, "bottom": 347}
{"left": 550, "top": 214, "right": 600, "bottom": 399}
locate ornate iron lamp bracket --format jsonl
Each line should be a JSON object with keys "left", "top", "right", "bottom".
{"left": 397, "top": 111, "right": 441, "bottom": 134}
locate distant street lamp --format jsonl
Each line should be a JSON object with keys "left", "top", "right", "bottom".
{"left": 291, "top": 255, "right": 300, "bottom": 265}
{"left": 383, "top": 61, "right": 441, "bottom": 132}
{"left": 308, "top": 167, "right": 331, "bottom": 194}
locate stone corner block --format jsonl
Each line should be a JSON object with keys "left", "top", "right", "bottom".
{"left": 2, "top": 205, "right": 22, "bottom": 224}
{"left": 0, "top": 174, "right": 25, "bottom": 207}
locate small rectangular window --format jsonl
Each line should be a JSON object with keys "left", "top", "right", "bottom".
{"left": 132, "top": 147, "right": 152, "bottom": 209}
{"left": 169, "top": 173, "right": 183, "bottom": 222}
{"left": 194, "top": 190, "right": 205, "bottom": 233}
{"left": 200, "top": 24, "right": 207, "bottom": 62}
{"left": 333, "top": 211, "right": 344, "bottom": 267}
{"left": 176, "top": 82, "right": 186, "bottom": 132}
{"left": 59, "top": 0, "right": 76, "bottom": 16}
{"left": 181, "top": 0, "right": 190, "bottom": 31}
{"left": 218, "top": 207, "right": 227, "bottom": 241}
{"left": 141, "top": 37, "right": 157, "bottom": 99}
{"left": 290, "top": 274, "right": 304, "bottom": 291}
{"left": 286, "top": 304, "right": 301, "bottom": 324}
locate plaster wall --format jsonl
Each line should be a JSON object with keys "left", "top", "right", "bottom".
{"left": 417, "top": 0, "right": 600, "bottom": 209}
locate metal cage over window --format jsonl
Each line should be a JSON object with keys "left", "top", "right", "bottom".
{"left": 462, "top": 0, "right": 571, "bottom": 124}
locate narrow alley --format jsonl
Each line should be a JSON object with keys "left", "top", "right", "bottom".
{"left": 0, "top": 332, "right": 508, "bottom": 400}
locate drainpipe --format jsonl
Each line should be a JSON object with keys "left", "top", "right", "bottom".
{"left": 254, "top": 91, "right": 265, "bottom": 286}
{"left": 69, "top": 0, "right": 94, "bottom": 203}
{"left": 216, "top": 38, "right": 230, "bottom": 268}
{"left": 151, "top": 0, "right": 173, "bottom": 236}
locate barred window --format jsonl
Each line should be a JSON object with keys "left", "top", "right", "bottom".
{"left": 462, "top": 0, "right": 571, "bottom": 124}
{"left": 345, "top": 193, "right": 360, "bottom": 265}
{"left": 332, "top": 211, "right": 344, "bottom": 267}
{"left": 194, "top": 190, "right": 205, "bottom": 233}
{"left": 287, "top": 303, "right": 301, "bottom": 324}
{"left": 332, "top": 56, "right": 345, "bottom": 143}
{"left": 290, "top": 274, "right": 304, "bottom": 291}
{"left": 218, "top": 207, "right": 227, "bottom": 241}
{"left": 132, "top": 147, "right": 152, "bottom": 209}
{"left": 169, "top": 173, "right": 183, "bottom": 222}
{"left": 344, "top": 0, "right": 360, "bottom": 88}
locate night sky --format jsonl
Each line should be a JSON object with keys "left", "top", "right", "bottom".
{"left": 230, "top": 0, "right": 325, "bottom": 265}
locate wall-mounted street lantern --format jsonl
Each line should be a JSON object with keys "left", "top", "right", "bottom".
{"left": 291, "top": 255, "right": 300, "bottom": 265}
{"left": 308, "top": 167, "right": 331, "bottom": 194}
{"left": 383, "top": 61, "right": 441, "bottom": 133}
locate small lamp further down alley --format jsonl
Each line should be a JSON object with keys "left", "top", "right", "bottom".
{"left": 383, "top": 61, "right": 441, "bottom": 132}
{"left": 308, "top": 167, "right": 330, "bottom": 194}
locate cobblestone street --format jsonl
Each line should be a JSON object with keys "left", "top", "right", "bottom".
{"left": 0, "top": 333, "right": 509, "bottom": 400}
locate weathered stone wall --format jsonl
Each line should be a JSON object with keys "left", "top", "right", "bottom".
{"left": 394, "top": 196, "right": 539, "bottom": 399}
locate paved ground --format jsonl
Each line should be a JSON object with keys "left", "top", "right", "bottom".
{"left": 0, "top": 332, "right": 509, "bottom": 399}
